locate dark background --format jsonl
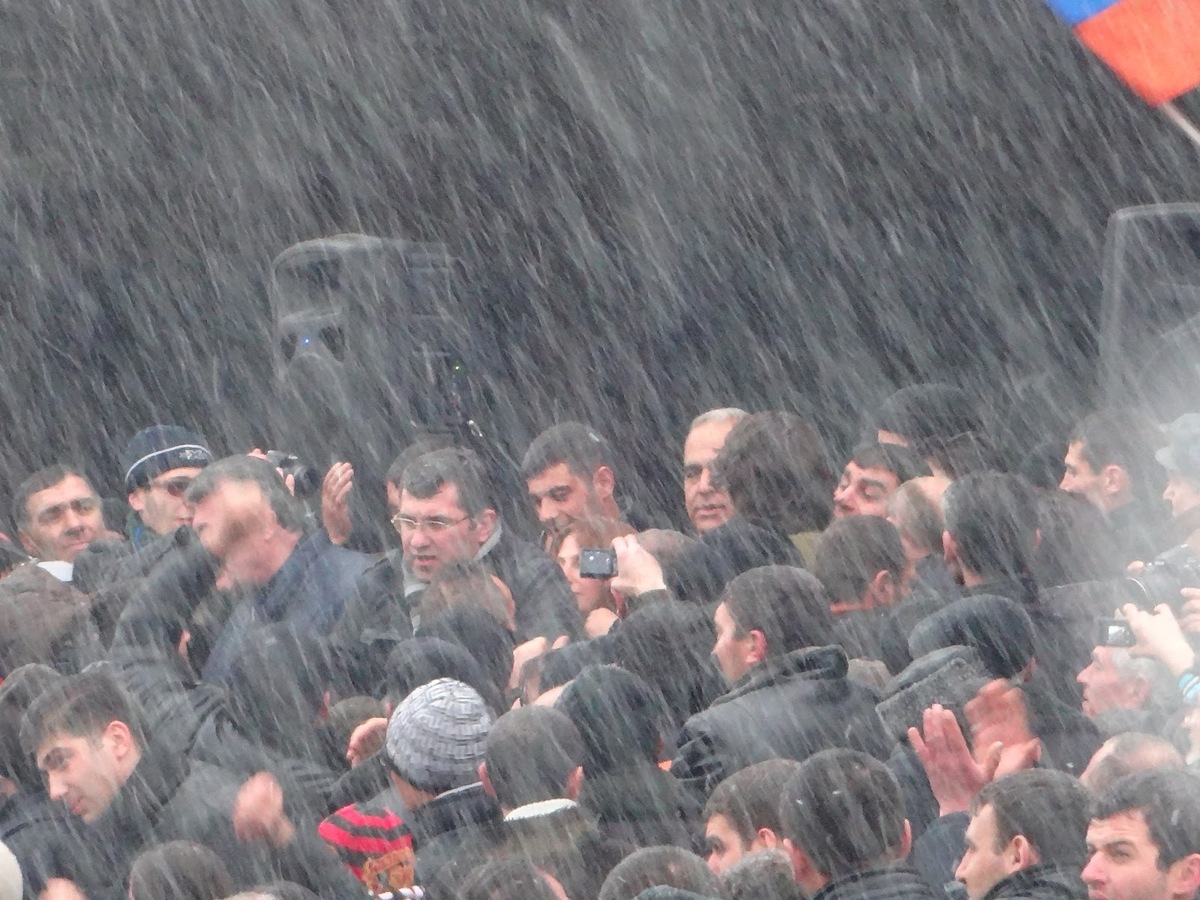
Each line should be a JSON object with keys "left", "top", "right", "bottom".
{"left": 0, "top": 0, "right": 1197, "bottom": 532}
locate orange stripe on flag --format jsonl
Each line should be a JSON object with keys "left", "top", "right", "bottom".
{"left": 1076, "top": 0, "right": 1200, "bottom": 105}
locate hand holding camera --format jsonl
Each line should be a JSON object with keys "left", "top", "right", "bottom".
{"left": 1117, "top": 602, "right": 1196, "bottom": 676}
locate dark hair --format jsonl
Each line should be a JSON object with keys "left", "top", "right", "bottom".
{"left": 416, "top": 605, "right": 515, "bottom": 702}
{"left": 1092, "top": 770, "right": 1200, "bottom": 869}
{"left": 598, "top": 847, "right": 721, "bottom": 900}
{"left": 812, "top": 516, "right": 907, "bottom": 605}
{"left": 1086, "top": 733, "right": 1184, "bottom": 795}
{"left": 418, "top": 560, "right": 512, "bottom": 630}
{"left": 0, "top": 664, "right": 64, "bottom": 785}
{"left": 383, "top": 637, "right": 502, "bottom": 713}
{"left": 557, "top": 665, "right": 666, "bottom": 773}
{"left": 21, "top": 666, "right": 146, "bottom": 757}
{"left": 184, "top": 456, "right": 305, "bottom": 532}
{"left": 613, "top": 601, "right": 724, "bottom": 726}
{"left": 12, "top": 464, "right": 94, "bottom": 530}
{"left": 386, "top": 432, "right": 460, "bottom": 488}
{"left": 704, "top": 759, "right": 805, "bottom": 846}
{"left": 712, "top": 412, "right": 834, "bottom": 533}
{"left": 549, "top": 516, "right": 636, "bottom": 563}
{"left": 722, "top": 566, "right": 834, "bottom": 655}
{"left": 484, "top": 707, "right": 585, "bottom": 809}
{"left": 1033, "top": 490, "right": 1124, "bottom": 588}
{"left": 402, "top": 447, "right": 493, "bottom": 518}
{"left": 971, "top": 770, "right": 1092, "bottom": 868}
{"left": 1071, "top": 408, "right": 1167, "bottom": 506}
{"left": 128, "top": 841, "right": 234, "bottom": 900}
{"left": 942, "top": 472, "right": 1039, "bottom": 581}
{"left": 521, "top": 422, "right": 616, "bottom": 482}
{"left": 458, "top": 857, "right": 561, "bottom": 900}
{"left": 872, "top": 384, "right": 991, "bottom": 477}
{"left": 722, "top": 851, "right": 803, "bottom": 900}
{"left": 779, "top": 749, "right": 906, "bottom": 878}
{"left": 226, "top": 624, "right": 338, "bottom": 756}
{"left": 886, "top": 480, "right": 944, "bottom": 557}
{"left": 847, "top": 443, "right": 930, "bottom": 484}
{"left": 907, "top": 595, "right": 1034, "bottom": 680}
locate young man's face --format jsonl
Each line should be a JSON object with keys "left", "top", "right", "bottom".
{"left": 956, "top": 804, "right": 1020, "bottom": 900}
{"left": 1061, "top": 442, "right": 1107, "bottom": 511}
{"left": 712, "top": 602, "right": 755, "bottom": 686}
{"left": 128, "top": 466, "right": 204, "bottom": 536}
{"left": 1082, "top": 811, "right": 1173, "bottom": 900}
{"left": 526, "top": 463, "right": 605, "bottom": 539}
{"left": 705, "top": 813, "right": 750, "bottom": 875}
{"left": 832, "top": 461, "right": 900, "bottom": 519}
{"left": 37, "top": 731, "right": 127, "bottom": 824}
{"left": 683, "top": 419, "right": 738, "bottom": 533}
{"left": 20, "top": 474, "right": 104, "bottom": 563}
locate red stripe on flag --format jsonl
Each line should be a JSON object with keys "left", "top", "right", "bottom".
{"left": 1075, "top": 0, "right": 1200, "bottom": 105}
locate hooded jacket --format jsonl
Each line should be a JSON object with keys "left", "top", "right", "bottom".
{"left": 671, "top": 646, "right": 890, "bottom": 801}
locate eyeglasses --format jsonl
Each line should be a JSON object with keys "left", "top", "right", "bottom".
{"left": 35, "top": 497, "right": 100, "bottom": 527}
{"left": 390, "top": 513, "right": 470, "bottom": 534}
{"left": 150, "top": 476, "right": 194, "bottom": 498}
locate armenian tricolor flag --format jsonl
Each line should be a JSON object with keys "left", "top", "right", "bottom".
{"left": 1046, "top": 0, "right": 1200, "bottom": 106}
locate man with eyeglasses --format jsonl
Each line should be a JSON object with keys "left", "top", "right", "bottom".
{"left": 12, "top": 464, "right": 105, "bottom": 568}
{"left": 121, "top": 425, "right": 214, "bottom": 547}
{"left": 334, "top": 447, "right": 580, "bottom": 690}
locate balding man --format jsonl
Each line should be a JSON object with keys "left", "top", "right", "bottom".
{"left": 683, "top": 409, "right": 747, "bottom": 534}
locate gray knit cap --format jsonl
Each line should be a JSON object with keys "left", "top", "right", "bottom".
{"left": 385, "top": 678, "right": 492, "bottom": 795}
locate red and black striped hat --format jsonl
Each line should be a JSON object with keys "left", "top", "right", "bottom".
{"left": 318, "top": 803, "right": 414, "bottom": 885}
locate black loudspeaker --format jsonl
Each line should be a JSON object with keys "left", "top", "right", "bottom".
{"left": 267, "top": 235, "right": 481, "bottom": 551}
{"left": 1099, "top": 204, "right": 1200, "bottom": 421}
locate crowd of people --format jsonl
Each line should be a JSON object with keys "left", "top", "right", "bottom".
{"left": 2, "top": 385, "right": 1200, "bottom": 900}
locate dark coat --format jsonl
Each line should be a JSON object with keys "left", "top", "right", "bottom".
{"left": 578, "top": 765, "right": 701, "bottom": 851}
{"left": 813, "top": 864, "right": 939, "bottom": 900}
{"left": 0, "top": 789, "right": 87, "bottom": 899}
{"left": 982, "top": 865, "right": 1088, "bottom": 900}
{"left": 334, "top": 521, "right": 582, "bottom": 689}
{"left": 202, "top": 529, "right": 373, "bottom": 683}
{"left": 671, "top": 646, "right": 891, "bottom": 801}
{"left": 409, "top": 783, "right": 503, "bottom": 897}
{"left": 67, "top": 738, "right": 361, "bottom": 900}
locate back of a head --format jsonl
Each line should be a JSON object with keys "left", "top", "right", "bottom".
{"left": 704, "top": 759, "right": 804, "bottom": 847}
{"left": 1093, "top": 769, "right": 1200, "bottom": 867}
{"left": 21, "top": 666, "right": 144, "bottom": 759}
{"left": 521, "top": 422, "right": 616, "bottom": 482}
{"left": 129, "top": 841, "right": 234, "bottom": 900}
{"left": 1033, "top": 490, "right": 1124, "bottom": 588}
{"left": 779, "top": 749, "right": 906, "bottom": 879}
{"left": 557, "top": 665, "right": 665, "bottom": 773}
{"left": 613, "top": 601, "right": 723, "bottom": 725}
{"left": 402, "top": 447, "right": 494, "bottom": 517}
{"left": 1084, "top": 733, "right": 1185, "bottom": 793}
{"left": 227, "top": 624, "right": 337, "bottom": 752}
{"left": 598, "top": 847, "right": 722, "bottom": 900}
{"left": 458, "top": 857, "right": 562, "bottom": 900}
{"left": 637, "top": 530, "right": 702, "bottom": 573}
{"left": 419, "top": 559, "right": 512, "bottom": 630}
{"left": 184, "top": 456, "right": 304, "bottom": 533}
{"left": 722, "top": 566, "right": 834, "bottom": 656}
{"left": 721, "top": 851, "right": 802, "bottom": 900}
{"left": 971, "top": 770, "right": 1092, "bottom": 869}
{"left": 0, "top": 664, "right": 65, "bottom": 787}
{"left": 416, "top": 605, "right": 515, "bottom": 700}
{"left": 942, "top": 472, "right": 1039, "bottom": 581}
{"left": 812, "top": 516, "right": 907, "bottom": 605}
{"left": 1071, "top": 408, "right": 1167, "bottom": 506}
{"left": 886, "top": 478, "right": 946, "bottom": 558}
{"left": 712, "top": 412, "right": 834, "bottom": 534}
{"left": 383, "top": 637, "right": 498, "bottom": 711}
{"left": 907, "top": 595, "right": 1035, "bottom": 680}
{"left": 485, "top": 706, "right": 585, "bottom": 810}
{"left": 0, "top": 566, "right": 92, "bottom": 676}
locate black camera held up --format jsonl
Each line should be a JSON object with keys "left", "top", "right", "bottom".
{"left": 1121, "top": 544, "right": 1200, "bottom": 611}
{"left": 264, "top": 451, "right": 323, "bottom": 499}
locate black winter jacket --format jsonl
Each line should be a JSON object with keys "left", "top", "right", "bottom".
{"left": 671, "top": 646, "right": 890, "bottom": 801}
{"left": 813, "top": 864, "right": 939, "bottom": 900}
{"left": 981, "top": 865, "right": 1088, "bottom": 900}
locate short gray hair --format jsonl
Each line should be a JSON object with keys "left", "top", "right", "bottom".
{"left": 690, "top": 407, "right": 749, "bottom": 431}
{"left": 1110, "top": 648, "right": 1179, "bottom": 714}
{"left": 185, "top": 456, "right": 306, "bottom": 532}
